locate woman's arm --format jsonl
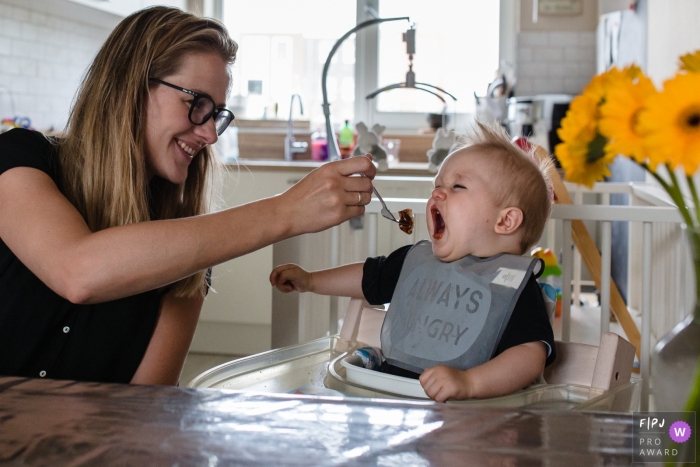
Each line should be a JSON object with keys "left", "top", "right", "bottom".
{"left": 419, "top": 341, "right": 546, "bottom": 402}
{"left": 0, "top": 156, "right": 375, "bottom": 304}
{"left": 130, "top": 290, "right": 204, "bottom": 386}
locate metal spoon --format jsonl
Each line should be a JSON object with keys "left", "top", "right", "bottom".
{"left": 372, "top": 185, "right": 399, "bottom": 223}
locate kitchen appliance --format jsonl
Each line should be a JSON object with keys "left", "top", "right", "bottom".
{"left": 507, "top": 94, "right": 572, "bottom": 156}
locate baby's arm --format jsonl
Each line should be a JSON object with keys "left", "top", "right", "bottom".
{"left": 419, "top": 341, "right": 546, "bottom": 402}
{"left": 270, "top": 262, "right": 365, "bottom": 298}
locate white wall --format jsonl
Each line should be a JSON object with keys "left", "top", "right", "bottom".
{"left": 0, "top": 1, "right": 111, "bottom": 131}
{"left": 646, "top": 0, "right": 700, "bottom": 85}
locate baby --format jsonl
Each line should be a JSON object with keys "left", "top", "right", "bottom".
{"left": 270, "top": 121, "right": 556, "bottom": 402}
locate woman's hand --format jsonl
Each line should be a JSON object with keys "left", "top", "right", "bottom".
{"left": 278, "top": 155, "right": 376, "bottom": 236}
{"left": 270, "top": 263, "right": 312, "bottom": 293}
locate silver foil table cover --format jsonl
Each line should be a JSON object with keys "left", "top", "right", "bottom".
{"left": 0, "top": 376, "right": 634, "bottom": 466}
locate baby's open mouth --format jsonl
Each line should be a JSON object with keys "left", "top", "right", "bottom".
{"left": 431, "top": 206, "right": 445, "bottom": 239}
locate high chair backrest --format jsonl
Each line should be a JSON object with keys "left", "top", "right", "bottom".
{"left": 543, "top": 333, "right": 636, "bottom": 391}
{"left": 339, "top": 298, "right": 384, "bottom": 348}
{"left": 340, "top": 298, "right": 636, "bottom": 392}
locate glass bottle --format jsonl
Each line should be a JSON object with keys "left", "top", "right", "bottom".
{"left": 310, "top": 128, "right": 328, "bottom": 161}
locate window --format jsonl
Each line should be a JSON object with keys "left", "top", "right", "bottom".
{"left": 223, "top": 0, "right": 356, "bottom": 126}
{"left": 376, "top": 1, "right": 500, "bottom": 114}
{"left": 222, "top": 1, "right": 502, "bottom": 131}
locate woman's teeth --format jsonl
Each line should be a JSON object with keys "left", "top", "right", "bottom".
{"left": 178, "top": 141, "right": 196, "bottom": 156}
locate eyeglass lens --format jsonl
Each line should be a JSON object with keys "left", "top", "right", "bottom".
{"left": 189, "top": 96, "right": 233, "bottom": 136}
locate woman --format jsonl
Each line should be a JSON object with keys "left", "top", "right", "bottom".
{"left": 0, "top": 7, "right": 375, "bottom": 386}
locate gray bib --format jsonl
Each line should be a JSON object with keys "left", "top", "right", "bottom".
{"left": 380, "top": 241, "right": 542, "bottom": 374}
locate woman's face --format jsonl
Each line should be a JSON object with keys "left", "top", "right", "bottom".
{"left": 145, "top": 51, "right": 230, "bottom": 184}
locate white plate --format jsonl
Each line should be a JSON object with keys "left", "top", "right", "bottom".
{"left": 340, "top": 355, "right": 429, "bottom": 399}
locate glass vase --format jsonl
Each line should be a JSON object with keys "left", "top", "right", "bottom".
{"left": 652, "top": 225, "right": 700, "bottom": 411}
{"left": 652, "top": 311, "right": 700, "bottom": 412}
{"left": 651, "top": 227, "right": 700, "bottom": 464}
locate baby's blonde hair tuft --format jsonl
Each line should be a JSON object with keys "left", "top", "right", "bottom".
{"left": 453, "top": 120, "right": 554, "bottom": 253}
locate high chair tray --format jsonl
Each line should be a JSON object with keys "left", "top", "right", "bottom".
{"left": 340, "top": 354, "right": 429, "bottom": 399}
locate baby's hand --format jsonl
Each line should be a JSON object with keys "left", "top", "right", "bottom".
{"left": 269, "top": 264, "right": 312, "bottom": 293}
{"left": 419, "top": 365, "right": 472, "bottom": 402}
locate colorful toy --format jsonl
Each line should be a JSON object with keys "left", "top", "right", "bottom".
{"left": 531, "top": 247, "right": 563, "bottom": 318}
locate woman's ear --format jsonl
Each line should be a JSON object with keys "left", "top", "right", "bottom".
{"left": 495, "top": 207, "right": 524, "bottom": 235}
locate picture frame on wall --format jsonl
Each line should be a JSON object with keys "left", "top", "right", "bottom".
{"left": 537, "top": 0, "right": 583, "bottom": 16}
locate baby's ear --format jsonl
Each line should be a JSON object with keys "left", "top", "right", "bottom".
{"left": 495, "top": 207, "right": 523, "bottom": 235}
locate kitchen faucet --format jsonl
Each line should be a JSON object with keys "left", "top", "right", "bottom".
{"left": 284, "top": 94, "right": 308, "bottom": 161}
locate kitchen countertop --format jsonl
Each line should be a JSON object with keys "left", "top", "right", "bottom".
{"left": 228, "top": 159, "right": 437, "bottom": 177}
{"left": 0, "top": 376, "right": 636, "bottom": 465}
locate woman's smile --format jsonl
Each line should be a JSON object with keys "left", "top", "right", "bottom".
{"left": 176, "top": 139, "right": 198, "bottom": 158}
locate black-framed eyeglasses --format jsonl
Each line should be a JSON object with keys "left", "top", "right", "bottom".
{"left": 149, "top": 78, "right": 234, "bottom": 136}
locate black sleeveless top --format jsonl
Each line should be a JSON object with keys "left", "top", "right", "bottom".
{"left": 0, "top": 129, "right": 163, "bottom": 383}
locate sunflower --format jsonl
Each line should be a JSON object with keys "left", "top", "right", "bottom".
{"left": 583, "top": 65, "right": 643, "bottom": 104}
{"left": 680, "top": 50, "right": 700, "bottom": 73}
{"left": 556, "top": 93, "right": 615, "bottom": 187}
{"left": 599, "top": 73, "right": 658, "bottom": 165}
{"left": 638, "top": 72, "right": 700, "bottom": 175}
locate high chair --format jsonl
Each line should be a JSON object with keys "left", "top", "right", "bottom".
{"left": 339, "top": 297, "right": 637, "bottom": 396}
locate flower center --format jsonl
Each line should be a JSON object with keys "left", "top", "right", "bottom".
{"left": 586, "top": 132, "right": 607, "bottom": 164}
{"left": 679, "top": 105, "right": 700, "bottom": 132}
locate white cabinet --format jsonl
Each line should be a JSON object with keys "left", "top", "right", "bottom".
{"left": 191, "top": 166, "right": 304, "bottom": 356}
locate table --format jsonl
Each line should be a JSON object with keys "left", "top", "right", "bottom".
{"left": 0, "top": 376, "right": 634, "bottom": 466}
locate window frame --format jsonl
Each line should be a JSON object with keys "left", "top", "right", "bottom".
{"left": 212, "top": 0, "right": 516, "bottom": 131}
{"left": 353, "top": 0, "right": 516, "bottom": 131}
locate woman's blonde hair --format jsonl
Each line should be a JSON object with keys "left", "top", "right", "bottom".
{"left": 58, "top": 6, "right": 238, "bottom": 297}
{"left": 454, "top": 120, "right": 555, "bottom": 253}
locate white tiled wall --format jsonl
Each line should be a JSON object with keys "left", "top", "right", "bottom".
{"left": 0, "top": 2, "right": 110, "bottom": 131}
{"left": 516, "top": 31, "right": 597, "bottom": 97}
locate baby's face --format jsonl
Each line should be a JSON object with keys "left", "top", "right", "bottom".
{"left": 426, "top": 148, "right": 503, "bottom": 262}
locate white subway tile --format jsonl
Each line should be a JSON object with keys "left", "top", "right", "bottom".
{"left": 548, "top": 32, "right": 579, "bottom": 46}
{"left": 548, "top": 63, "right": 568, "bottom": 78}
{"left": 18, "top": 57, "right": 36, "bottom": 77}
{"left": 565, "top": 77, "right": 589, "bottom": 94}
{"left": 563, "top": 46, "right": 585, "bottom": 61}
{"left": 515, "top": 80, "right": 534, "bottom": 96}
{"left": 10, "top": 5, "right": 30, "bottom": 23}
{"left": 518, "top": 47, "right": 533, "bottom": 62}
{"left": 533, "top": 46, "right": 563, "bottom": 62}
{"left": 20, "top": 23, "right": 39, "bottom": 41}
{"left": 563, "top": 63, "right": 579, "bottom": 77}
{"left": 578, "top": 32, "right": 596, "bottom": 47}
{"left": 577, "top": 61, "right": 597, "bottom": 79}
{"left": 0, "top": 17, "right": 21, "bottom": 39}
{"left": 29, "top": 11, "right": 48, "bottom": 27}
{"left": 519, "top": 32, "right": 548, "bottom": 47}
{"left": 27, "top": 43, "right": 45, "bottom": 61}
{"left": 0, "top": 36, "right": 11, "bottom": 55}
{"left": 532, "top": 78, "right": 566, "bottom": 94}
{"left": 518, "top": 63, "right": 542, "bottom": 78}
{"left": 36, "top": 62, "right": 52, "bottom": 79}
{"left": 0, "top": 5, "right": 139, "bottom": 129}
{"left": 1, "top": 56, "right": 20, "bottom": 75}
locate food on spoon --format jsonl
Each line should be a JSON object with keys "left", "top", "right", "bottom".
{"left": 398, "top": 208, "right": 414, "bottom": 235}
